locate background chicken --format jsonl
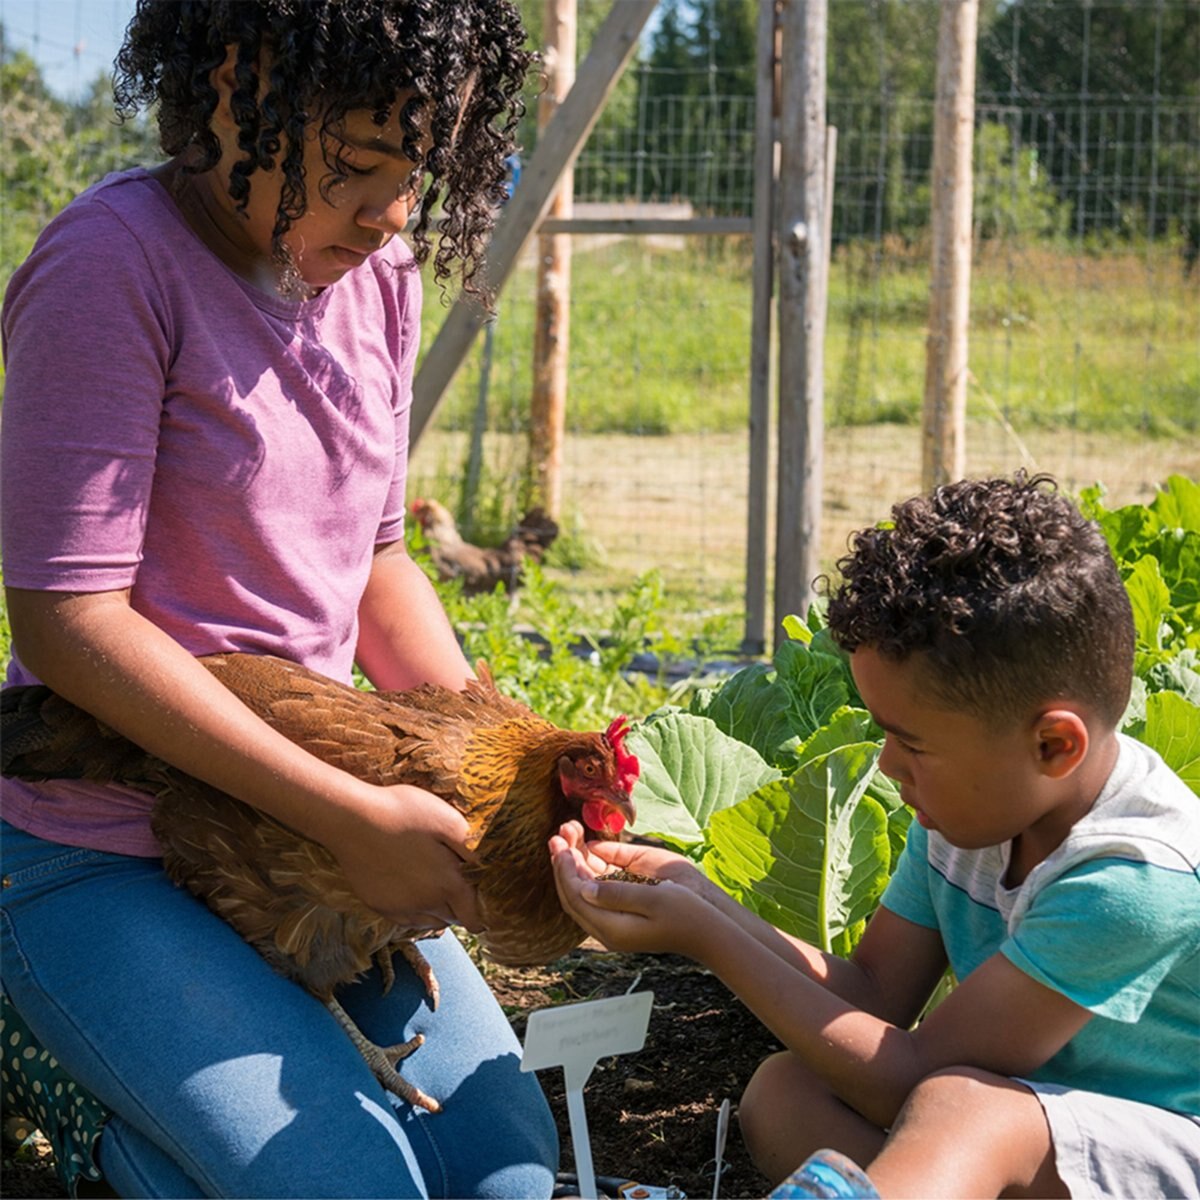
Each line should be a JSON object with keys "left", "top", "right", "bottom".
{"left": 410, "top": 498, "right": 559, "bottom": 594}
{"left": 0, "top": 654, "right": 639, "bottom": 1112}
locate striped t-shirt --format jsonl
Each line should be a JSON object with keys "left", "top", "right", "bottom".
{"left": 881, "top": 733, "right": 1200, "bottom": 1116}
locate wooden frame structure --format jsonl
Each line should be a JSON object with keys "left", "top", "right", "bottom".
{"left": 412, "top": 0, "right": 972, "bottom": 654}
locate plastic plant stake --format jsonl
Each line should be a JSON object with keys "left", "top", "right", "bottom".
{"left": 712, "top": 1098, "right": 730, "bottom": 1200}
{"left": 521, "top": 991, "right": 655, "bottom": 1200}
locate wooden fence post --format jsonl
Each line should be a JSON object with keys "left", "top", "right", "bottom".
{"left": 742, "top": 0, "right": 780, "bottom": 656}
{"left": 529, "top": 0, "right": 577, "bottom": 520}
{"left": 922, "top": 0, "right": 978, "bottom": 491}
{"left": 773, "top": 0, "right": 827, "bottom": 640}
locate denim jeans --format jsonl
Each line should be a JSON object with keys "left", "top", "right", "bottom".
{"left": 0, "top": 820, "right": 558, "bottom": 1198}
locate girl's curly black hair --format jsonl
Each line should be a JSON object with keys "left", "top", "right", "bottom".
{"left": 823, "top": 472, "right": 1135, "bottom": 727}
{"left": 113, "top": 0, "right": 532, "bottom": 301}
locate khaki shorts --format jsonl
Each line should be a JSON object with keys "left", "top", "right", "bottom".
{"left": 1024, "top": 1080, "right": 1200, "bottom": 1199}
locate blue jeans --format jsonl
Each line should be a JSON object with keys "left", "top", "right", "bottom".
{"left": 0, "top": 821, "right": 558, "bottom": 1198}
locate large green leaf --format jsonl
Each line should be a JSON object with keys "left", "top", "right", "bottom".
{"left": 1151, "top": 474, "right": 1200, "bottom": 535}
{"left": 701, "top": 742, "right": 891, "bottom": 953}
{"left": 692, "top": 634, "right": 855, "bottom": 770}
{"left": 1125, "top": 555, "right": 1173, "bottom": 653}
{"left": 795, "top": 708, "right": 877, "bottom": 767}
{"left": 691, "top": 661, "right": 807, "bottom": 770}
{"left": 1141, "top": 691, "right": 1200, "bottom": 797}
{"left": 629, "top": 711, "right": 781, "bottom": 848}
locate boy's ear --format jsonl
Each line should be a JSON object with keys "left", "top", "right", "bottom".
{"left": 1032, "top": 709, "right": 1089, "bottom": 778}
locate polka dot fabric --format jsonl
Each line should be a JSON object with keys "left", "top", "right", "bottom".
{"left": 0, "top": 993, "right": 107, "bottom": 1195}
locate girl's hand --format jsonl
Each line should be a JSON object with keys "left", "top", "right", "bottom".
{"left": 330, "top": 783, "right": 484, "bottom": 932}
{"left": 549, "top": 823, "right": 713, "bottom": 957}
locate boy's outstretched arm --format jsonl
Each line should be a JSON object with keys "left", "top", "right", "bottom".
{"left": 552, "top": 828, "right": 1092, "bottom": 1130}
{"left": 552, "top": 823, "right": 941, "bottom": 1020}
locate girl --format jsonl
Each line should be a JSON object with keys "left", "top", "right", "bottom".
{"left": 0, "top": 3, "right": 557, "bottom": 1196}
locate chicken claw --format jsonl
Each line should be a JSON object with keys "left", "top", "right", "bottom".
{"left": 324, "top": 995, "right": 442, "bottom": 1113}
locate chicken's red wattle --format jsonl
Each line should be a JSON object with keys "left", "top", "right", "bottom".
{"left": 583, "top": 800, "right": 626, "bottom": 835}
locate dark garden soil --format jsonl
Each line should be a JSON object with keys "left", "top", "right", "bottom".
{"left": 1, "top": 947, "right": 778, "bottom": 1200}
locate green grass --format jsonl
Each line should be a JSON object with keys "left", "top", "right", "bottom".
{"left": 422, "top": 237, "right": 1200, "bottom": 440}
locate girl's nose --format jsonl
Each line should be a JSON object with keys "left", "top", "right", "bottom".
{"left": 358, "top": 190, "right": 415, "bottom": 236}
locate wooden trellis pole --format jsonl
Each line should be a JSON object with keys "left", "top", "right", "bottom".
{"left": 773, "top": 0, "right": 827, "bottom": 639}
{"left": 922, "top": 0, "right": 978, "bottom": 490}
{"left": 742, "top": 0, "right": 779, "bottom": 655}
{"left": 529, "top": 0, "right": 577, "bottom": 520}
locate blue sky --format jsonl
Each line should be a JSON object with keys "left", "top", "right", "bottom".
{"left": 1, "top": 0, "right": 135, "bottom": 99}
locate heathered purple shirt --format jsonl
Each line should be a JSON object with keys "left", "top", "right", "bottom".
{"left": 1, "top": 168, "right": 420, "bottom": 855}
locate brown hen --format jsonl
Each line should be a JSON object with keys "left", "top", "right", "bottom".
{"left": 410, "top": 498, "right": 559, "bottom": 595}
{"left": 0, "top": 654, "right": 639, "bottom": 1112}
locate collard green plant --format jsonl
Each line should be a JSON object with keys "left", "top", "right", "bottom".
{"left": 628, "top": 607, "right": 902, "bottom": 955}
{"left": 702, "top": 742, "right": 892, "bottom": 957}
{"left": 1080, "top": 474, "right": 1200, "bottom": 753}
{"left": 632, "top": 477, "right": 1200, "bottom": 958}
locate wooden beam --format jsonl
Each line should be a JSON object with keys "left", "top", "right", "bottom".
{"left": 410, "top": 0, "right": 657, "bottom": 446}
{"left": 530, "top": 0, "right": 577, "bottom": 519}
{"left": 538, "top": 216, "right": 752, "bottom": 235}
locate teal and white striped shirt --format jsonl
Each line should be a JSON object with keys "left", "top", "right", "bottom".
{"left": 881, "top": 734, "right": 1200, "bottom": 1116}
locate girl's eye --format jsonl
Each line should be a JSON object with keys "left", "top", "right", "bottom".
{"left": 892, "top": 737, "right": 922, "bottom": 756}
{"left": 345, "top": 163, "right": 376, "bottom": 177}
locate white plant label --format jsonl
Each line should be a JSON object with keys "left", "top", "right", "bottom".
{"left": 521, "top": 991, "right": 655, "bottom": 1200}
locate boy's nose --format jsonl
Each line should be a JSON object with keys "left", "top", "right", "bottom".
{"left": 877, "top": 739, "right": 911, "bottom": 784}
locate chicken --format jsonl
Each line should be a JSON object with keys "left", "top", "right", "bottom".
{"left": 410, "top": 498, "right": 559, "bottom": 595}
{"left": 0, "top": 654, "right": 639, "bottom": 1112}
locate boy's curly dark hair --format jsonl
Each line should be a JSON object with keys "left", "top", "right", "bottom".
{"left": 112, "top": 0, "right": 532, "bottom": 301}
{"left": 824, "top": 473, "right": 1135, "bottom": 727}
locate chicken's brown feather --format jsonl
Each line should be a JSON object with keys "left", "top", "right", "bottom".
{"left": 0, "top": 655, "right": 628, "bottom": 986}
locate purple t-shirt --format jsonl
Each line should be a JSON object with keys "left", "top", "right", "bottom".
{"left": 1, "top": 168, "right": 421, "bottom": 855}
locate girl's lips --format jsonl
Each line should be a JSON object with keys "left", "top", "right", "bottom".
{"left": 331, "top": 245, "right": 370, "bottom": 267}
{"left": 914, "top": 807, "right": 935, "bottom": 830}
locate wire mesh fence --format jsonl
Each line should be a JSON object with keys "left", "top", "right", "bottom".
{"left": 2, "top": 0, "right": 1197, "bottom": 645}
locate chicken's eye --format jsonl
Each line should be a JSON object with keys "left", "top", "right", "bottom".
{"left": 580, "top": 761, "right": 597, "bottom": 777}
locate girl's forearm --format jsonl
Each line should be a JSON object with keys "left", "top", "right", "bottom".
{"left": 355, "top": 546, "right": 473, "bottom": 692}
{"left": 6, "top": 587, "right": 380, "bottom": 848}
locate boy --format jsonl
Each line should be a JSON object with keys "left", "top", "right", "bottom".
{"left": 550, "top": 473, "right": 1200, "bottom": 1198}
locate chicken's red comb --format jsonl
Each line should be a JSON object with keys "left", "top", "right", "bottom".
{"left": 604, "top": 715, "right": 640, "bottom": 794}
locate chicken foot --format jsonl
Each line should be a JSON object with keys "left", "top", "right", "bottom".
{"left": 377, "top": 939, "right": 441, "bottom": 1010}
{"left": 324, "top": 995, "right": 442, "bottom": 1113}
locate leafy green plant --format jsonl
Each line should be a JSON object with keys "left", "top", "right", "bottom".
{"left": 1080, "top": 473, "right": 1200, "bottom": 784}
{"left": 626, "top": 606, "right": 906, "bottom": 956}
{"left": 630, "top": 477, "right": 1200, "bottom": 957}
{"left": 407, "top": 509, "right": 681, "bottom": 728}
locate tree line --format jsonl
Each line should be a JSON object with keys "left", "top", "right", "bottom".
{"left": 582, "top": 0, "right": 1198, "bottom": 253}
{"left": 3, "top": 0, "right": 1198, "bottom": 296}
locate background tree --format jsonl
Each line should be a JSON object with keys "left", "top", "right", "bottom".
{"left": 1, "top": 24, "right": 157, "bottom": 296}
{"left": 977, "top": 0, "right": 1200, "bottom": 242}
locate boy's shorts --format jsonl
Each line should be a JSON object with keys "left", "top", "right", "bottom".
{"left": 1024, "top": 1080, "right": 1200, "bottom": 1199}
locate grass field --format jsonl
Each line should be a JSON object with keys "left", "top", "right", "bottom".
{"left": 422, "top": 237, "right": 1199, "bottom": 441}
{"left": 412, "top": 235, "right": 1198, "bottom": 645}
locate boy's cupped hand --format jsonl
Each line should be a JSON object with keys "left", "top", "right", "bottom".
{"left": 549, "top": 821, "right": 715, "bottom": 957}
